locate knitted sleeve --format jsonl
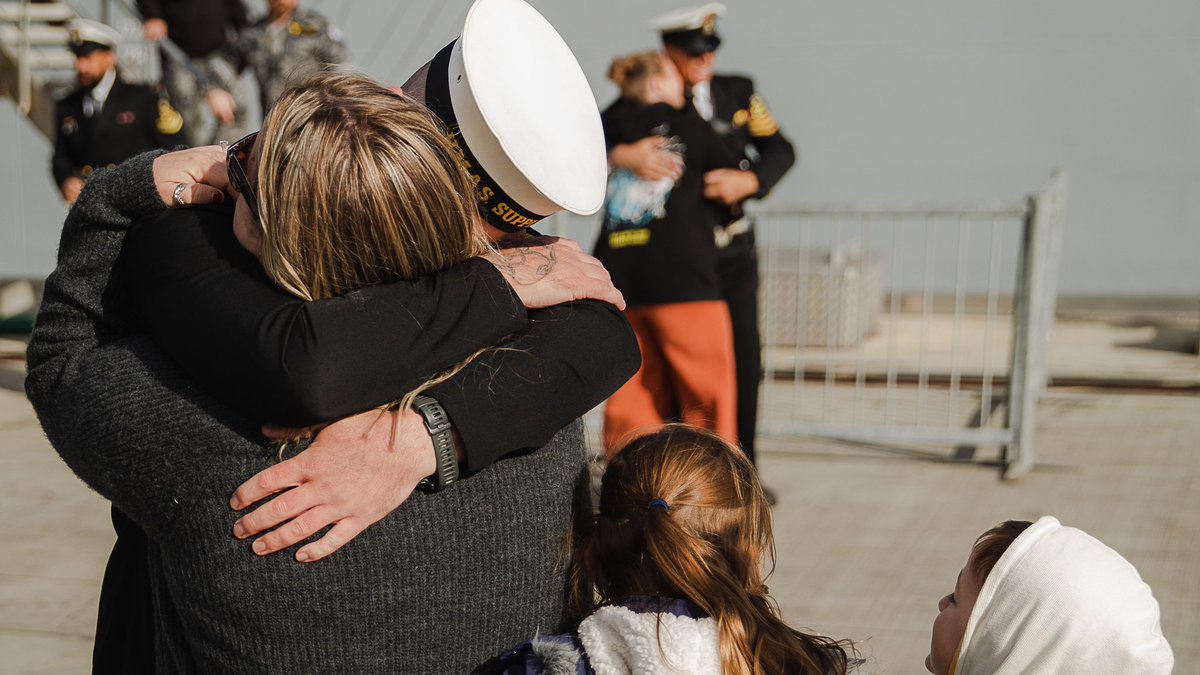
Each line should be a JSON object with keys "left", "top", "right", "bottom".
{"left": 24, "top": 150, "right": 224, "bottom": 539}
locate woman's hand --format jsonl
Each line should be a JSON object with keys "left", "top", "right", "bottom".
{"left": 152, "top": 146, "right": 230, "bottom": 207}
{"left": 229, "top": 408, "right": 439, "bottom": 563}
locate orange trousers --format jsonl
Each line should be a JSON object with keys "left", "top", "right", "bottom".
{"left": 603, "top": 300, "right": 737, "bottom": 456}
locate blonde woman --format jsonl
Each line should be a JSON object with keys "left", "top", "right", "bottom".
{"left": 28, "top": 71, "right": 638, "bottom": 671}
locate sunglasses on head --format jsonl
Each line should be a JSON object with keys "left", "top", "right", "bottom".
{"left": 226, "top": 131, "right": 260, "bottom": 220}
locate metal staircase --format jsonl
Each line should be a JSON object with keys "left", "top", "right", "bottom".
{"left": 0, "top": 1, "right": 77, "bottom": 142}
{"left": 0, "top": 2, "right": 78, "bottom": 329}
{"left": 0, "top": 1, "right": 164, "bottom": 329}
{"left": 0, "top": 0, "right": 164, "bottom": 143}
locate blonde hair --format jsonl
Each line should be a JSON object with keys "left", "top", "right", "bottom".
{"left": 253, "top": 71, "right": 493, "bottom": 414}
{"left": 255, "top": 71, "right": 490, "bottom": 302}
{"left": 572, "top": 425, "right": 854, "bottom": 675}
{"left": 607, "top": 51, "right": 666, "bottom": 104}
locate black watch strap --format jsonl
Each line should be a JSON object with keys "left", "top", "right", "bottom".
{"left": 413, "top": 395, "right": 459, "bottom": 493}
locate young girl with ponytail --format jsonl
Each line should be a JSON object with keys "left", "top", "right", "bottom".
{"left": 483, "top": 424, "right": 855, "bottom": 675}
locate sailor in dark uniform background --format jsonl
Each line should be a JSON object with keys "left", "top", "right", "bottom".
{"left": 52, "top": 19, "right": 183, "bottom": 204}
{"left": 608, "top": 3, "right": 795, "bottom": 502}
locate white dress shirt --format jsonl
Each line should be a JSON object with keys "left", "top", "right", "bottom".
{"left": 83, "top": 68, "right": 117, "bottom": 118}
{"left": 691, "top": 79, "right": 714, "bottom": 121}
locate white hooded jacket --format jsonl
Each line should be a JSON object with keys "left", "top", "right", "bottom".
{"left": 955, "top": 516, "right": 1174, "bottom": 675}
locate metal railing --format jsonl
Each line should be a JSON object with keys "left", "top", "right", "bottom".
{"left": 543, "top": 172, "right": 1066, "bottom": 479}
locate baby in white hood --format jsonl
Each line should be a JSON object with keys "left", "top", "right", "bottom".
{"left": 927, "top": 516, "right": 1174, "bottom": 675}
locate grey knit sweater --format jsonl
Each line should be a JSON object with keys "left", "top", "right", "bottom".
{"left": 25, "top": 152, "right": 590, "bottom": 672}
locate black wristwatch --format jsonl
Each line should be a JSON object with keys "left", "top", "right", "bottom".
{"left": 413, "top": 395, "right": 459, "bottom": 493}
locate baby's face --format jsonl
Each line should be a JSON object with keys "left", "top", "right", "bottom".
{"left": 926, "top": 551, "right": 983, "bottom": 674}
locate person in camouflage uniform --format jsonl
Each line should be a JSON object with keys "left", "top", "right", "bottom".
{"left": 137, "top": 0, "right": 250, "bottom": 146}
{"left": 211, "top": 0, "right": 348, "bottom": 116}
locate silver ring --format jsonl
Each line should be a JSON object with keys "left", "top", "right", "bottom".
{"left": 172, "top": 182, "right": 188, "bottom": 207}
{"left": 217, "top": 139, "right": 230, "bottom": 149}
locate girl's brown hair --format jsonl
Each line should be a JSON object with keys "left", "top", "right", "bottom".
{"left": 970, "top": 520, "right": 1034, "bottom": 583}
{"left": 255, "top": 70, "right": 490, "bottom": 302}
{"left": 575, "top": 425, "right": 853, "bottom": 675}
{"left": 607, "top": 50, "right": 666, "bottom": 103}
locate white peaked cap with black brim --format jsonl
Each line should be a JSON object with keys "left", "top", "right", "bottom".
{"left": 649, "top": 2, "right": 727, "bottom": 33}
{"left": 67, "top": 18, "right": 122, "bottom": 56}
{"left": 418, "top": 0, "right": 607, "bottom": 232}
{"left": 651, "top": 3, "right": 727, "bottom": 56}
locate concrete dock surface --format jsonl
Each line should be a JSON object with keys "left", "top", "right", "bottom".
{"left": 0, "top": 309, "right": 1197, "bottom": 673}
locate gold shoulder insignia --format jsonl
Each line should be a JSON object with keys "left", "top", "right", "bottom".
{"left": 157, "top": 100, "right": 183, "bottom": 135}
{"left": 290, "top": 20, "right": 320, "bottom": 36}
{"left": 732, "top": 109, "right": 750, "bottom": 127}
{"left": 747, "top": 93, "right": 779, "bottom": 138}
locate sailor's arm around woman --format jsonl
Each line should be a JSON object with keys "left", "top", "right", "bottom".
{"left": 25, "top": 143, "right": 638, "bottom": 543}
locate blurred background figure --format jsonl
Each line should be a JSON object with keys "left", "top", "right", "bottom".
{"left": 52, "top": 18, "right": 183, "bottom": 204}
{"left": 136, "top": 0, "right": 249, "bottom": 145}
{"left": 596, "top": 50, "right": 740, "bottom": 455}
{"left": 609, "top": 2, "right": 796, "bottom": 502}
{"left": 213, "top": 0, "right": 348, "bottom": 116}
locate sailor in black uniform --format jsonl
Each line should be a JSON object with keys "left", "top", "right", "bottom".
{"left": 52, "top": 19, "right": 183, "bottom": 203}
{"left": 611, "top": 3, "right": 795, "bottom": 501}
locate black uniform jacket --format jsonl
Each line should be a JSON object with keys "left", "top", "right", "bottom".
{"left": 595, "top": 100, "right": 739, "bottom": 307}
{"left": 706, "top": 74, "right": 796, "bottom": 219}
{"left": 121, "top": 204, "right": 641, "bottom": 473}
{"left": 52, "top": 79, "right": 182, "bottom": 187}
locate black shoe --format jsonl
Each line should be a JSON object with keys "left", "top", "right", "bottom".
{"left": 763, "top": 486, "right": 779, "bottom": 507}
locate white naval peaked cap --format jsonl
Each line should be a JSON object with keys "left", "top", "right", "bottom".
{"left": 67, "top": 18, "right": 122, "bottom": 54}
{"left": 419, "top": 0, "right": 607, "bottom": 232}
{"left": 649, "top": 2, "right": 727, "bottom": 32}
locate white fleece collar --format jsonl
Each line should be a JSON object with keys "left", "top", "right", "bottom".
{"left": 577, "top": 603, "right": 722, "bottom": 675}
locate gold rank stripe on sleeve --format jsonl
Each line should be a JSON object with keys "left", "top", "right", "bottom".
{"left": 747, "top": 93, "right": 779, "bottom": 138}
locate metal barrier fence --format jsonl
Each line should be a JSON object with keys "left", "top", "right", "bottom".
{"left": 543, "top": 172, "right": 1066, "bottom": 479}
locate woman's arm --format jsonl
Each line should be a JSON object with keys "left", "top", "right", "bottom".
{"left": 24, "top": 152, "right": 251, "bottom": 539}
{"left": 121, "top": 199, "right": 635, "bottom": 465}
{"left": 227, "top": 296, "right": 639, "bottom": 563}
{"left": 122, "top": 206, "right": 527, "bottom": 427}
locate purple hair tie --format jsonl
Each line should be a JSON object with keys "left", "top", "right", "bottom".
{"left": 647, "top": 499, "right": 670, "bottom": 513}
